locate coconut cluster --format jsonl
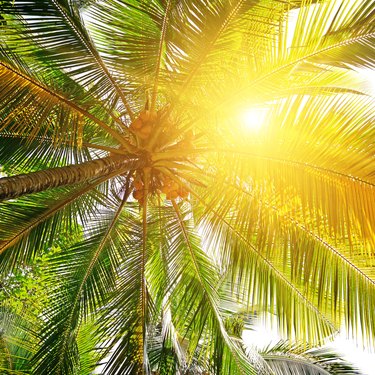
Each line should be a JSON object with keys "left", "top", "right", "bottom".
{"left": 129, "top": 110, "right": 157, "bottom": 140}
{"left": 128, "top": 108, "right": 191, "bottom": 203}
{"left": 132, "top": 170, "right": 189, "bottom": 204}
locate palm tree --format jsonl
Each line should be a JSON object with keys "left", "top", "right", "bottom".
{"left": 0, "top": 0, "right": 374, "bottom": 373}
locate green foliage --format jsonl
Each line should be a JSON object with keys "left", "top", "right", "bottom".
{"left": 0, "top": 226, "right": 82, "bottom": 374}
{"left": 0, "top": 228, "right": 82, "bottom": 315}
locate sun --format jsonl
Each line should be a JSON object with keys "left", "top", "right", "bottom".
{"left": 240, "top": 108, "right": 267, "bottom": 132}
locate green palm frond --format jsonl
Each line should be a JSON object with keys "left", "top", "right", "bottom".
{"left": 0, "top": 173, "right": 130, "bottom": 273}
{"left": 32, "top": 188, "right": 131, "bottom": 374}
{"left": 0, "top": 132, "right": 92, "bottom": 175}
{"left": 0, "top": 307, "right": 36, "bottom": 374}
{"left": 1, "top": 0, "right": 133, "bottom": 116}
{"left": 169, "top": 201, "right": 260, "bottom": 374}
{"left": 93, "top": 202, "right": 153, "bottom": 374}
{"left": 0, "top": 59, "right": 129, "bottom": 148}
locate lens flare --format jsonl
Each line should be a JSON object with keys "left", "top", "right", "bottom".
{"left": 240, "top": 108, "right": 267, "bottom": 132}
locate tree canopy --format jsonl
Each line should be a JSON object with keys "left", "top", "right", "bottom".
{"left": 0, "top": 0, "right": 374, "bottom": 373}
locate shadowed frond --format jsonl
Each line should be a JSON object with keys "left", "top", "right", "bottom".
{"left": 32, "top": 184, "right": 132, "bottom": 374}
{"left": 0, "top": 59, "right": 130, "bottom": 148}
{"left": 1, "top": 0, "right": 134, "bottom": 117}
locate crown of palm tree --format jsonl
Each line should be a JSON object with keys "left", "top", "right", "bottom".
{"left": 0, "top": 0, "right": 374, "bottom": 373}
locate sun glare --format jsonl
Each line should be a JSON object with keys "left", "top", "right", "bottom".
{"left": 240, "top": 108, "right": 267, "bottom": 132}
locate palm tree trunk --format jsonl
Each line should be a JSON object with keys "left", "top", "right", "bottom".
{"left": 0, "top": 155, "right": 142, "bottom": 202}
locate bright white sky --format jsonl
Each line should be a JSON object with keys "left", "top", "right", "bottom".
{"left": 243, "top": 315, "right": 375, "bottom": 375}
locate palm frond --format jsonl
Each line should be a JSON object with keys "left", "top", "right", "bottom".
{"left": 172, "top": 0, "right": 259, "bottom": 98}
{"left": 150, "top": 0, "right": 173, "bottom": 111}
{"left": 187, "top": 144, "right": 375, "bottom": 344}
{"left": 84, "top": 0, "right": 170, "bottom": 100}
{"left": 259, "top": 341, "right": 361, "bottom": 375}
{"left": 94, "top": 207, "right": 150, "bottom": 374}
{"left": 0, "top": 60, "right": 129, "bottom": 148}
{"left": 0, "top": 307, "right": 36, "bottom": 374}
{"left": 169, "top": 201, "right": 266, "bottom": 374}
{"left": 32, "top": 186, "right": 131, "bottom": 374}
{"left": 191, "top": 186, "right": 337, "bottom": 344}
{"left": 0, "top": 174, "right": 124, "bottom": 273}
{"left": 0, "top": 133, "right": 92, "bottom": 175}
{"left": 175, "top": 0, "right": 375, "bottom": 126}
{"left": 1, "top": 0, "right": 134, "bottom": 117}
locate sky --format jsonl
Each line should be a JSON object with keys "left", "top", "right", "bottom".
{"left": 243, "top": 315, "right": 375, "bottom": 375}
